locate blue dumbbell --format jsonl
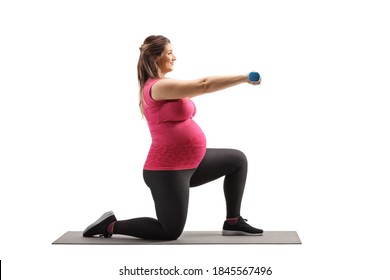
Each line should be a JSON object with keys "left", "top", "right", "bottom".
{"left": 248, "top": 72, "right": 261, "bottom": 82}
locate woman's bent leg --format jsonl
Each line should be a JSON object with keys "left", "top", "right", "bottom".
{"left": 114, "top": 169, "right": 194, "bottom": 240}
{"left": 190, "top": 148, "right": 248, "bottom": 218}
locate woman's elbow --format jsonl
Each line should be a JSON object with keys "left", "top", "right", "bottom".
{"left": 199, "top": 78, "right": 210, "bottom": 94}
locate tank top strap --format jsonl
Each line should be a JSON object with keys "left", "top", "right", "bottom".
{"left": 143, "top": 78, "right": 161, "bottom": 107}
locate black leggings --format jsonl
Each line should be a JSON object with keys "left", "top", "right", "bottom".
{"left": 114, "top": 148, "right": 248, "bottom": 240}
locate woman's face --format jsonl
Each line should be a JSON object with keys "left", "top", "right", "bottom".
{"left": 156, "top": 43, "right": 176, "bottom": 76}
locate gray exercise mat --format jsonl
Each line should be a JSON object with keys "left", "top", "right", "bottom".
{"left": 52, "top": 231, "right": 301, "bottom": 245}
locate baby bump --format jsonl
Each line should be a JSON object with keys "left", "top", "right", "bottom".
{"left": 144, "top": 120, "right": 207, "bottom": 170}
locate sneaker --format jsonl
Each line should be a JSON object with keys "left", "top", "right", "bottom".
{"left": 222, "top": 216, "right": 263, "bottom": 236}
{"left": 82, "top": 211, "right": 117, "bottom": 238}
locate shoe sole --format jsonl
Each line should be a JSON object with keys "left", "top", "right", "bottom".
{"left": 83, "top": 211, "right": 115, "bottom": 237}
{"left": 222, "top": 230, "right": 263, "bottom": 236}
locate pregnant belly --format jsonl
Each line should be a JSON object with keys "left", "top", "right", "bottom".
{"left": 144, "top": 120, "right": 207, "bottom": 170}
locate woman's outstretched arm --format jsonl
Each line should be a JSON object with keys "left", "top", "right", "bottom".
{"left": 151, "top": 74, "right": 260, "bottom": 100}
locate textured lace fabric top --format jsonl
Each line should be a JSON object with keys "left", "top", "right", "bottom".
{"left": 142, "top": 78, "right": 207, "bottom": 170}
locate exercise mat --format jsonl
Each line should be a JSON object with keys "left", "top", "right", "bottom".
{"left": 53, "top": 231, "right": 301, "bottom": 245}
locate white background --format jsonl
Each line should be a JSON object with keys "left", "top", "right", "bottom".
{"left": 1, "top": 0, "right": 389, "bottom": 279}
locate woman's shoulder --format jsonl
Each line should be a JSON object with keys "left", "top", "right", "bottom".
{"left": 143, "top": 78, "right": 164, "bottom": 106}
{"left": 144, "top": 78, "right": 162, "bottom": 95}
{"left": 145, "top": 78, "right": 161, "bottom": 87}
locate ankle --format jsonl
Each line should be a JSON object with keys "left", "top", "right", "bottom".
{"left": 226, "top": 217, "right": 239, "bottom": 225}
{"left": 107, "top": 221, "right": 116, "bottom": 234}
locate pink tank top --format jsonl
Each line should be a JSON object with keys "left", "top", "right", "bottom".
{"left": 143, "top": 79, "right": 207, "bottom": 170}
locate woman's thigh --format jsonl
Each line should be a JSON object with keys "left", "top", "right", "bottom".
{"left": 190, "top": 148, "right": 247, "bottom": 187}
{"left": 143, "top": 169, "right": 195, "bottom": 231}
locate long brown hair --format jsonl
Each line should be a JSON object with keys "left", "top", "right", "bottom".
{"left": 137, "top": 35, "right": 171, "bottom": 116}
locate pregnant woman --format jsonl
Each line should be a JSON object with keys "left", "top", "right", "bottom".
{"left": 82, "top": 35, "right": 263, "bottom": 240}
